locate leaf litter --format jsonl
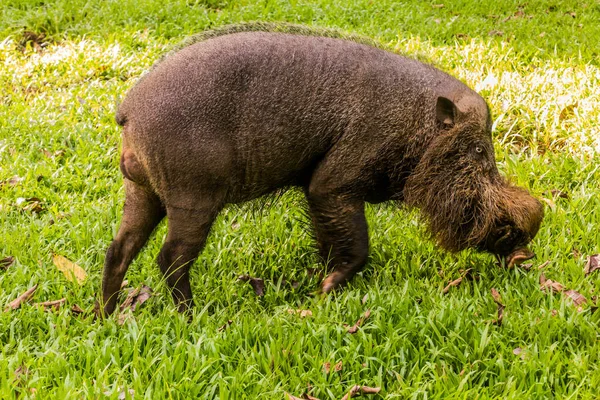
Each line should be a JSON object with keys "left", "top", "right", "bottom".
{"left": 584, "top": 254, "right": 599, "bottom": 276}
{"left": 490, "top": 288, "right": 505, "bottom": 326}
{"left": 1, "top": 256, "right": 15, "bottom": 270}
{"left": 52, "top": 254, "right": 87, "bottom": 284}
{"left": 442, "top": 268, "right": 472, "bottom": 294}
{"left": 34, "top": 298, "right": 66, "bottom": 311}
{"left": 117, "top": 285, "right": 153, "bottom": 325}
{"left": 4, "top": 284, "right": 38, "bottom": 311}
{"left": 345, "top": 309, "right": 371, "bottom": 334}
{"left": 286, "top": 384, "right": 380, "bottom": 400}
{"left": 238, "top": 274, "right": 265, "bottom": 296}
{"left": 540, "top": 274, "right": 588, "bottom": 312}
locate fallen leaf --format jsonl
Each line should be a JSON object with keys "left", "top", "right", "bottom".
{"left": 541, "top": 197, "right": 555, "bottom": 211}
{"left": 572, "top": 248, "right": 581, "bottom": 259}
{"left": 34, "top": 298, "right": 66, "bottom": 311}
{"left": 334, "top": 361, "right": 343, "bottom": 372}
{"left": 5, "top": 284, "right": 38, "bottom": 311}
{"left": 539, "top": 32, "right": 546, "bottom": 37}
{"left": 218, "top": 320, "right": 233, "bottom": 332}
{"left": 71, "top": 304, "right": 85, "bottom": 315}
{"left": 539, "top": 274, "right": 565, "bottom": 293}
{"left": 0, "top": 175, "right": 24, "bottom": 188}
{"left": 340, "top": 385, "right": 381, "bottom": 400}
{"left": 442, "top": 269, "right": 472, "bottom": 294}
{"left": 286, "top": 393, "right": 320, "bottom": 400}
{"left": 53, "top": 254, "right": 87, "bottom": 284}
{"left": 14, "top": 365, "right": 29, "bottom": 382}
{"left": 287, "top": 309, "right": 313, "bottom": 318}
{"left": 491, "top": 288, "right": 505, "bottom": 326}
{"left": 361, "top": 294, "right": 368, "bottom": 304}
{"left": 41, "top": 149, "right": 65, "bottom": 159}
{"left": 584, "top": 254, "right": 600, "bottom": 276}
{"left": 537, "top": 260, "right": 551, "bottom": 270}
{"left": 18, "top": 197, "right": 45, "bottom": 213}
{"left": 540, "top": 275, "right": 589, "bottom": 311}
{"left": 323, "top": 362, "right": 331, "bottom": 373}
{"left": 19, "top": 30, "right": 48, "bottom": 52}
{"left": 549, "top": 189, "right": 569, "bottom": 199}
{"left": 238, "top": 274, "right": 265, "bottom": 296}
{"left": 1, "top": 256, "right": 15, "bottom": 270}
{"left": 512, "top": 347, "right": 526, "bottom": 360}
{"left": 559, "top": 103, "right": 578, "bottom": 121}
{"left": 346, "top": 309, "right": 371, "bottom": 334}
{"left": 432, "top": 4, "right": 444, "bottom": 8}
{"left": 119, "top": 285, "right": 153, "bottom": 312}
{"left": 564, "top": 289, "right": 587, "bottom": 308}
{"left": 489, "top": 30, "right": 503, "bottom": 36}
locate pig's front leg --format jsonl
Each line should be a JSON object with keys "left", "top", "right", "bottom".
{"left": 306, "top": 188, "right": 369, "bottom": 293}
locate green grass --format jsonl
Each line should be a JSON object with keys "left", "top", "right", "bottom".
{"left": 1, "top": 0, "right": 600, "bottom": 398}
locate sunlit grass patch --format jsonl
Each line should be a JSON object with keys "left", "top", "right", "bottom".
{"left": 1, "top": 7, "right": 600, "bottom": 398}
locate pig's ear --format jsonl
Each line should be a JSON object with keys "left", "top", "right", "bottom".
{"left": 435, "top": 96, "right": 458, "bottom": 128}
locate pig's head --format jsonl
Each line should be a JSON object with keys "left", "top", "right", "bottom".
{"left": 404, "top": 94, "right": 544, "bottom": 265}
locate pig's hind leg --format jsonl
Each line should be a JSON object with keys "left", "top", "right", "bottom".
{"left": 102, "top": 179, "right": 165, "bottom": 316}
{"left": 157, "top": 198, "right": 223, "bottom": 314}
{"left": 306, "top": 184, "right": 369, "bottom": 293}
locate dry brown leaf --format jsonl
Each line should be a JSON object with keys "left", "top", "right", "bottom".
{"left": 1, "top": 256, "right": 15, "bottom": 270}
{"left": 361, "top": 294, "right": 368, "bottom": 304}
{"left": 512, "top": 347, "right": 526, "bottom": 360}
{"left": 340, "top": 385, "right": 381, "bottom": 400}
{"left": 564, "top": 290, "right": 587, "bottom": 308}
{"left": 539, "top": 274, "right": 565, "bottom": 293}
{"left": 14, "top": 365, "right": 29, "bottom": 382}
{"left": 119, "top": 285, "right": 153, "bottom": 312}
{"left": 238, "top": 274, "right": 265, "bottom": 296}
{"left": 491, "top": 288, "right": 505, "bottom": 326}
{"left": 443, "top": 269, "right": 472, "bottom": 294}
{"left": 41, "top": 149, "right": 65, "bottom": 159}
{"left": 286, "top": 393, "right": 320, "bottom": 400}
{"left": 17, "top": 197, "right": 45, "bottom": 213}
{"left": 584, "top": 254, "right": 600, "bottom": 276}
{"left": 34, "top": 298, "right": 66, "bottom": 311}
{"left": 346, "top": 309, "right": 371, "bottom": 334}
{"left": 541, "top": 197, "right": 555, "bottom": 211}
{"left": 559, "top": 103, "right": 578, "bottom": 121}
{"left": 52, "top": 254, "right": 87, "bottom": 284}
{"left": 71, "top": 304, "right": 85, "bottom": 315}
{"left": 540, "top": 275, "right": 589, "bottom": 311}
{"left": 218, "top": 320, "right": 233, "bottom": 332}
{"left": 334, "top": 361, "right": 343, "bottom": 373}
{"left": 537, "top": 260, "right": 551, "bottom": 270}
{"left": 5, "top": 284, "right": 38, "bottom": 311}
{"left": 489, "top": 30, "right": 503, "bottom": 36}
{"left": 287, "top": 309, "right": 313, "bottom": 318}
{"left": 1, "top": 175, "right": 24, "bottom": 188}
{"left": 549, "top": 189, "right": 569, "bottom": 199}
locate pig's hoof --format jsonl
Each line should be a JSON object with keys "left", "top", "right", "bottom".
{"left": 321, "top": 272, "right": 344, "bottom": 293}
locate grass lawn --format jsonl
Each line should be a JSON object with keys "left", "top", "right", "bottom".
{"left": 1, "top": 0, "right": 599, "bottom": 398}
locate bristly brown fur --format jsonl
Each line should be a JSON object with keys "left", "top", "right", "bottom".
{"left": 102, "top": 30, "right": 544, "bottom": 316}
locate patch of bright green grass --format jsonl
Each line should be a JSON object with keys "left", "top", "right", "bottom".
{"left": 1, "top": 0, "right": 599, "bottom": 398}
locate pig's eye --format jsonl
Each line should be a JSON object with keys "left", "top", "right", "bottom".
{"left": 475, "top": 146, "right": 483, "bottom": 154}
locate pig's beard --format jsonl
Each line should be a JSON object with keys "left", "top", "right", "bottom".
{"left": 403, "top": 155, "right": 501, "bottom": 253}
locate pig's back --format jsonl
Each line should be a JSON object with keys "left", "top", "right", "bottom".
{"left": 117, "top": 32, "right": 464, "bottom": 200}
